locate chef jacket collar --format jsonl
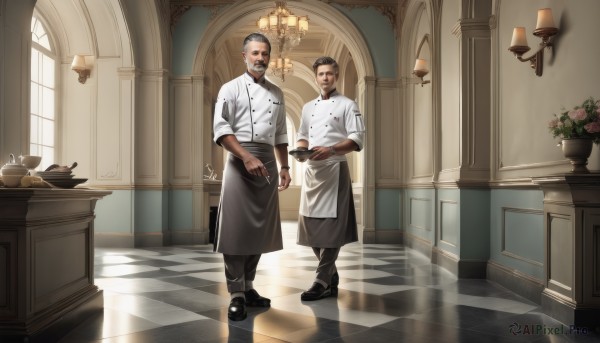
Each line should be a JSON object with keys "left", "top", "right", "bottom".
{"left": 245, "top": 71, "right": 266, "bottom": 84}
{"left": 320, "top": 88, "right": 337, "bottom": 100}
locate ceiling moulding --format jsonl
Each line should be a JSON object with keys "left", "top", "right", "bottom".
{"left": 320, "top": 0, "right": 401, "bottom": 28}
{"left": 170, "top": 0, "right": 236, "bottom": 28}
{"left": 169, "top": 0, "right": 401, "bottom": 28}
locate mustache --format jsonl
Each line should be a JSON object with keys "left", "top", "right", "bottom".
{"left": 254, "top": 62, "right": 267, "bottom": 67}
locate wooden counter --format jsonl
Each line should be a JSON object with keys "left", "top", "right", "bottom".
{"left": 0, "top": 188, "right": 111, "bottom": 342}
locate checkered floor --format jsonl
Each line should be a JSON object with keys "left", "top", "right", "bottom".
{"left": 57, "top": 221, "right": 599, "bottom": 342}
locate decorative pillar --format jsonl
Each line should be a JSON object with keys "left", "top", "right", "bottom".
{"left": 442, "top": 16, "right": 491, "bottom": 182}
{"left": 0, "top": 0, "right": 36, "bottom": 161}
{"left": 532, "top": 174, "right": 600, "bottom": 327}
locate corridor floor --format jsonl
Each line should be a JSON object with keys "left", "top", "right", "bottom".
{"left": 59, "top": 221, "right": 600, "bottom": 342}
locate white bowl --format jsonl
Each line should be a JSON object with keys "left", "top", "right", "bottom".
{"left": 2, "top": 175, "right": 23, "bottom": 187}
{"left": 20, "top": 155, "right": 42, "bottom": 169}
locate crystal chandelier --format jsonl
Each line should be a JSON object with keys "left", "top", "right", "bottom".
{"left": 269, "top": 56, "right": 293, "bottom": 81}
{"left": 257, "top": 1, "right": 308, "bottom": 54}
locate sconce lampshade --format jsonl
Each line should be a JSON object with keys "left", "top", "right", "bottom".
{"left": 413, "top": 58, "right": 429, "bottom": 79}
{"left": 71, "top": 55, "right": 87, "bottom": 71}
{"left": 510, "top": 27, "right": 529, "bottom": 48}
{"left": 536, "top": 8, "right": 556, "bottom": 29}
{"left": 71, "top": 55, "right": 91, "bottom": 84}
{"left": 413, "top": 58, "right": 429, "bottom": 73}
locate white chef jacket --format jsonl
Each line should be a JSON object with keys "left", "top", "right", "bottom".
{"left": 297, "top": 90, "right": 366, "bottom": 218}
{"left": 213, "top": 72, "right": 288, "bottom": 146}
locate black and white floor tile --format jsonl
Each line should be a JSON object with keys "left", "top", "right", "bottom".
{"left": 57, "top": 221, "right": 600, "bottom": 342}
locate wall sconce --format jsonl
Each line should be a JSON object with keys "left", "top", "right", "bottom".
{"left": 508, "top": 8, "right": 559, "bottom": 77}
{"left": 71, "top": 55, "right": 91, "bottom": 84}
{"left": 412, "top": 58, "right": 430, "bottom": 86}
{"left": 406, "top": 34, "right": 431, "bottom": 87}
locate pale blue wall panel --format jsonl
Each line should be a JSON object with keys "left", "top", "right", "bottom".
{"left": 134, "top": 190, "right": 168, "bottom": 233}
{"left": 504, "top": 210, "right": 544, "bottom": 264}
{"left": 490, "top": 189, "right": 544, "bottom": 280}
{"left": 438, "top": 189, "right": 459, "bottom": 254}
{"left": 169, "top": 190, "right": 193, "bottom": 231}
{"left": 375, "top": 189, "right": 401, "bottom": 229}
{"left": 460, "top": 189, "right": 491, "bottom": 259}
{"left": 94, "top": 190, "right": 133, "bottom": 234}
{"left": 404, "top": 188, "right": 435, "bottom": 243}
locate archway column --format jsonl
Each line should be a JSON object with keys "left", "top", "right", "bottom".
{"left": 359, "top": 76, "right": 377, "bottom": 243}
{"left": 0, "top": 0, "right": 36, "bottom": 160}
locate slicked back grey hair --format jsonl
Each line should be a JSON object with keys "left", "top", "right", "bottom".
{"left": 242, "top": 33, "right": 272, "bottom": 54}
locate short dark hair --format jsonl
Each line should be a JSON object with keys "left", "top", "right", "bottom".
{"left": 312, "top": 56, "right": 339, "bottom": 75}
{"left": 242, "top": 33, "right": 272, "bottom": 54}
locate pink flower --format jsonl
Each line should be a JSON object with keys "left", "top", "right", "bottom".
{"left": 548, "top": 118, "right": 559, "bottom": 128}
{"left": 584, "top": 121, "right": 600, "bottom": 133}
{"left": 568, "top": 108, "right": 587, "bottom": 121}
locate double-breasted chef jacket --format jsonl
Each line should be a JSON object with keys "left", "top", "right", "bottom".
{"left": 297, "top": 90, "right": 365, "bottom": 219}
{"left": 214, "top": 72, "right": 288, "bottom": 147}
{"left": 212, "top": 72, "right": 288, "bottom": 255}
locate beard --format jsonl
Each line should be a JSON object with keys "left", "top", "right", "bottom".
{"left": 247, "top": 60, "right": 267, "bottom": 74}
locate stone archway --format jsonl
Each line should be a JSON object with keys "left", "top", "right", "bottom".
{"left": 191, "top": 0, "right": 376, "bottom": 237}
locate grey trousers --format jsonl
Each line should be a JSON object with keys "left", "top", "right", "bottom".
{"left": 223, "top": 254, "right": 261, "bottom": 293}
{"left": 312, "top": 247, "right": 340, "bottom": 287}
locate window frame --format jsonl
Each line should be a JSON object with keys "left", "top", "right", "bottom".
{"left": 30, "top": 14, "right": 59, "bottom": 171}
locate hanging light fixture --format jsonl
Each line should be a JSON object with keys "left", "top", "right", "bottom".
{"left": 269, "top": 56, "right": 293, "bottom": 81}
{"left": 257, "top": 1, "right": 308, "bottom": 54}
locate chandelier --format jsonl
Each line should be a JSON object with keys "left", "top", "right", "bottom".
{"left": 269, "top": 56, "right": 293, "bottom": 81}
{"left": 257, "top": 1, "right": 308, "bottom": 54}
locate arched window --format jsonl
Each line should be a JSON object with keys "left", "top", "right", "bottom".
{"left": 30, "top": 16, "right": 56, "bottom": 170}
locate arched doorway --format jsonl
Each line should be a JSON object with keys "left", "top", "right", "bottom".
{"left": 191, "top": 0, "right": 376, "bottom": 238}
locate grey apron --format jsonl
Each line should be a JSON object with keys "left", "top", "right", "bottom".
{"left": 214, "top": 142, "right": 283, "bottom": 255}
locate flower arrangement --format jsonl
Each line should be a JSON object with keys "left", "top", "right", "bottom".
{"left": 548, "top": 97, "right": 600, "bottom": 144}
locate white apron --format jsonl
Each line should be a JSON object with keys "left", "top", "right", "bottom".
{"left": 300, "top": 160, "right": 340, "bottom": 218}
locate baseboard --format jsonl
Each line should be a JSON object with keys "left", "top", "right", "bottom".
{"left": 94, "top": 232, "right": 167, "bottom": 248}
{"left": 403, "top": 232, "right": 432, "bottom": 258}
{"left": 432, "top": 246, "right": 459, "bottom": 276}
{"left": 362, "top": 229, "right": 402, "bottom": 244}
{"left": 542, "top": 289, "right": 600, "bottom": 329}
{"left": 487, "top": 260, "right": 544, "bottom": 304}
{"left": 134, "top": 232, "right": 165, "bottom": 247}
{"left": 403, "top": 234, "right": 486, "bottom": 278}
{"left": 170, "top": 230, "right": 210, "bottom": 245}
{"left": 94, "top": 233, "right": 134, "bottom": 248}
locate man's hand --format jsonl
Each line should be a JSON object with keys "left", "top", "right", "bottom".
{"left": 309, "top": 146, "right": 335, "bottom": 161}
{"left": 242, "top": 155, "right": 269, "bottom": 177}
{"left": 278, "top": 169, "right": 291, "bottom": 191}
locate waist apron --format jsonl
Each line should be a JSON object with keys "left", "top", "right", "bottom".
{"left": 298, "top": 161, "right": 358, "bottom": 248}
{"left": 214, "top": 142, "right": 283, "bottom": 255}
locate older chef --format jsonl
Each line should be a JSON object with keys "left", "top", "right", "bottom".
{"left": 295, "top": 56, "right": 365, "bottom": 301}
{"left": 213, "top": 32, "right": 291, "bottom": 321}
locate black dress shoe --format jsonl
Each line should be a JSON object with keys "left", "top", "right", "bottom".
{"left": 301, "top": 282, "right": 332, "bottom": 301}
{"left": 245, "top": 289, "right": 271, "bottom": 307}
{"left": 228, "top": 297, "right": 247, "bottom": 321}
{"left": 331, "top": 272, "right": 339, "bottom": 296}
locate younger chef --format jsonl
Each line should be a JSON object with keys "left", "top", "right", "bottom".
{"left": 295, "top": 56, "right": 365, "bottom": 301}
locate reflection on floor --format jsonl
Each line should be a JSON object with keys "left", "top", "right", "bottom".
{"left": 58, "top": 221, "right": 600, "bottom": 342}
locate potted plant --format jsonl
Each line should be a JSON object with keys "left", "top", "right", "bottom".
{"left": 548, "top": 97, "right": 600, "bottom": 173}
